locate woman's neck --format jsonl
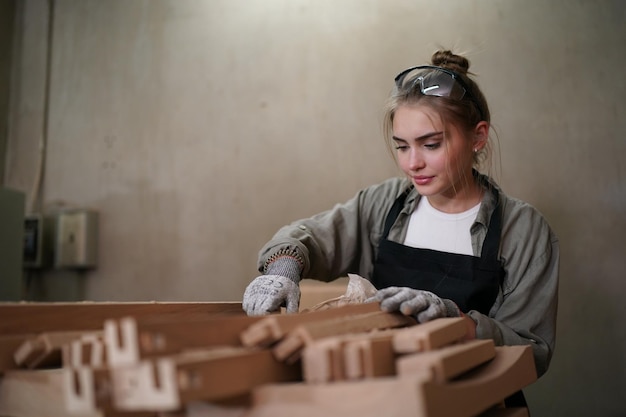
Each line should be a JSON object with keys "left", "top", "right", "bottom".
{"left": 426, "top": 177, "right": 484, "bottom": 214}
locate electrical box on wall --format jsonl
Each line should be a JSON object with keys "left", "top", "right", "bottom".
{"left": 23, "top": 213, "right": 54, "bottom": 268}
{"left": 54, "top": 209, "right": 99, "bottom": 269}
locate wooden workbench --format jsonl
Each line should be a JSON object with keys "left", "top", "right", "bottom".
{"left": 0, "top": 300, "right": 535, "bottom": 417}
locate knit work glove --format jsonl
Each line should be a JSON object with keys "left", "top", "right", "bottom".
{"left": 242, "top": 275, "right": 300, "bottom": 315}
{"left": 367, "top": 286, "right": 461, "bottom": 323}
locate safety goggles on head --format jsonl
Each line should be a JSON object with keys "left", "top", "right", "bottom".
{"left": 394, "top": 65, "right": 485, "bottom": 121}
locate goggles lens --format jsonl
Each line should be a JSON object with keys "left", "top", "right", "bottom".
{"left": 394, "top": 65, "right": 467, "bottom": 100}
{"left": 394, "top": 65, "right": 485, "bottom": 121}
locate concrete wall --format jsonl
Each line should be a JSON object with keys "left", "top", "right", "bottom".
{"left": 4, "top": 1, "right": 626, "bottom": 416}
{"left": 0, "top": 0, "right": 16, "bottom": 183}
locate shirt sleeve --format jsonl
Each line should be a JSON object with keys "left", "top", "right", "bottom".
{"left": 257, "top": 178, "right": 408, "bottom": 281}
{"left": 468, "top": 199, "right": 560, "bottom": 378}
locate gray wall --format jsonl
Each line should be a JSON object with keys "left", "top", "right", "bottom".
{"left": 0, "top": 0, "right": 16, "bottom": 183}
{"left": 4, "top": 1, "right": 626, "bottom": 416}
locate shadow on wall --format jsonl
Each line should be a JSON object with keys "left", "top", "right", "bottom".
{"left": 24, "top": 269, "right": 87, "bottom": 301}
{"left": 90, "top": 185, "right": 186, "bottom": 301}
{"left": 519, "top": 183, "right": 626, "bottom": 416}
{"left": 525, "top": 272, "right": 626, "bottom": 417}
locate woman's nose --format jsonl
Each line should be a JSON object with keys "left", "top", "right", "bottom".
{"left": 408, "top": 149, "right": 425, "bottom": 170}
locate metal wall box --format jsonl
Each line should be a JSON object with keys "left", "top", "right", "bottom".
{"left": 54, "top": 209, "right": 99, "bottom": 269}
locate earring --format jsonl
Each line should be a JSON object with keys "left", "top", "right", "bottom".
{"left": 473, "top": 148, "right": 478, "bottom": 153}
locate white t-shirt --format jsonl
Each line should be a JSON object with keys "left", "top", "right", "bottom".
{"left": 403, "top": 197, "right": 481, "bottom": 256}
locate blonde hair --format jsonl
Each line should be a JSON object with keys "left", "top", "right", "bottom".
{"left": 383, "top": 50, "right": 496, "bottom": 177}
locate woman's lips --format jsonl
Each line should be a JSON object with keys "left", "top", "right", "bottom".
{"left": 413, "top": 175, "right": 434, "bottom": 186}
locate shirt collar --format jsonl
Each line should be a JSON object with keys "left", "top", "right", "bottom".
{"left": 402, "top": 170, "right": 501, "bottom": 228}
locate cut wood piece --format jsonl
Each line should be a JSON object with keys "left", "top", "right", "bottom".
{"left": 62, "top": 333, "right": 107, "bottom": 368}
{"left": 273, "top": 311, "right": 416, "bottom": 363}
{"left": 104, "top": 314, "right": 261, "bottom": 367}
{"left": 0, "top": 366, "right": 157, "bottom": 417}
{"left": 392, "top": 317, "right": 468, "bottom": 353}
{"left": 14, "top": 331, "right": 100, "bottom": 369}
{"left": 397, "top": 339, "right": 496, "bottom": 383}
{"left": 240, "top": 302, "right": 381, "bottom": 348}
{"left": 343, "top": 333, "right": 396, "bottom": 380}
{"left": 317, "top": 317, "right": 467, "bottom": 380}
{"left": 0, "top": 335, "right": 32, "bottom": 373}
{"left": 0, "top": 301, "right": 244, "bottom": 335}
{"left": 301, "top": 337, "right": 346, "bottom": 383}
{"left": 301, "top": 329, "right": 397, "bottom": 383}
{"left": 250, "top": 345, "right": 537, "bottom": 417}
{"left": 112, "top": 347, "right": 301, "bottom": 412}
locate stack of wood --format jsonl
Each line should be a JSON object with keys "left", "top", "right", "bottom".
{"left": 0, "top": 301, "right": 536, "bottom": 417}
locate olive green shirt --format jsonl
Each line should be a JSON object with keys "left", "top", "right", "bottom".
{"left": 258, "top": 174, "right": 559, "bottom": 377}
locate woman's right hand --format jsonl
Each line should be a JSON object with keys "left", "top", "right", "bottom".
{"left": 242, "top": 275, "right": 301, "bottom": 315}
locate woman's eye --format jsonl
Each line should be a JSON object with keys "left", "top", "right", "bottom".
{"left": 424, "top": 142, "right": 441, "bottom": 150}
{"left": 395, "top": 145, "right": 409, "bottom": 151}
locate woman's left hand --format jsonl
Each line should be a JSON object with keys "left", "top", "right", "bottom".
{"left": 367, "top": 286, "right": 461, "bottom": 323}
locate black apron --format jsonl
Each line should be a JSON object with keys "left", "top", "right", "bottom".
{"left": 371, "top": 187, "right": 528, "bottom": 409}
{"left": 371, "top": 187, "right": 503, "bottom": 315}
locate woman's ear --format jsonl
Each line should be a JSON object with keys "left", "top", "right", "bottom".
{"left": 472, "top": 121, "right": 490, "bottom": 152}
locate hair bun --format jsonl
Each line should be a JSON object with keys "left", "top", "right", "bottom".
{"left": 431, "top": 50, "right": 470, "bottom": 75}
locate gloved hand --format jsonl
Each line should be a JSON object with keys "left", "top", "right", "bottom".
{"left": 242, "top": 275, "right": 301, "bottom": 315}
{"left": 367, "top": 286, "right": 461, "bottom": 323}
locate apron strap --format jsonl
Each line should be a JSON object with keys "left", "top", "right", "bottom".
{"left": 479, "top": 190, "right": 502, "bottom": 262}
{"left": 382, "top": 187, "right": 412, "bottom": 239}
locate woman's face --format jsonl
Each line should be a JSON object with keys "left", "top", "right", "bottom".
{"left": 392, "top": 104, "right": 477, "bottom": 210}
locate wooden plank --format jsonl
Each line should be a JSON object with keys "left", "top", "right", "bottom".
{"left": 112, "top": 347, "right": 301, "bottom": 412}
{"left": 479, "top": 407, "right": 529, "bottom": 417}
{"left": 396, "top": 339, "right": 496, "bottom": 383}
{"left": 0, "top": 367, "right": 102, "bottom": 417}
{"left": 14, "top": 331, "right": 99, "bottom": 369}
{"left": 240, "top": 302, "right": 382, "bottom": 348}
{"left": 104, "top": 314, "right": 262, "bottom": 367}
{"left": 0, "top": 301, "right": 244, "bottom": 335}
{"left": 244, "top": 403, "right": 530, "bottom": 417}
{"left": 249, "top": 376, "right": 429, "bottom": 417}
{"left": 0, "top": 366, "right": 159, "bottom": 417}
{"left": 249, "top": 345, "right": 537, "bottom": 417}
{"left": 392, "top": 317, "right": 468, "bottom": 353}
{"left": 273, "top": 311, "right": 416, "bottom": 363}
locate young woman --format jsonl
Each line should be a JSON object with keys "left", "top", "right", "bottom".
{"left": 242, "top": 50, "right": 559, "bottom": 379}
